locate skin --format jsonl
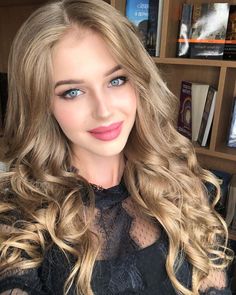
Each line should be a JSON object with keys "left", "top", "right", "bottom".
{"left": 51, "top": 27, "right": 137, "bottom": 188}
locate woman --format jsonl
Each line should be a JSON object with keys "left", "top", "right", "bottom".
{"left": 0, "top": 0, "right": 233, "bottom": 294}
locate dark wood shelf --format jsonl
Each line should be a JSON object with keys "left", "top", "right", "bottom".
{"left": 154, "top": 57, "right": 236, "bottom": 68}
{"left": 229, "top": 229, "right": 236, "bottom": 241}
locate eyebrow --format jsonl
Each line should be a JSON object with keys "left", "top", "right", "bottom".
{"left": 54, "top": 64, "right": 122, "bottom": 89}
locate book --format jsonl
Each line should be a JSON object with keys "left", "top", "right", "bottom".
{"left": 177, "top": 81, "right": 192, "bottom": 139}
{"left": 146, "top": 0, "right": 163, "bottom": 56}
{"left": 126, "top": 0, "right": 149, "bottom": 48}
{"left": 177, "top": 3, "right": 193, "bottom": 58}
{"left": 197, "top": 86, "right": 217, "bottom": 146}
{"left": 224, "top": 5, "right": 236, "bottom": 60}
{"left": 190, "top": 3, "right": 230, "bottom": 59}
{"left": 209, "top": 169, "right": 232, "bottom": 217}
{"left": 191, "top": 83, "right": 210, "bottom": 142}
{"left": 227, "top": 97, "right": 236, "bottom": 148}
{"left": 154, "top": 0, "right": 163, "bottom": 56}
{"left": 146, "top": 0, "right": 157, "bottom": 56}
{"left": 225, "top": 174, "right": 236, "bottom": 228}
{"left": 177, "top": 81, "right": 210, "bottom": 141}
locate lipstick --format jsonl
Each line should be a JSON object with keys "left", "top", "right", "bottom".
{"left": 88, "top": 122, "right": 123, "bottom": 141}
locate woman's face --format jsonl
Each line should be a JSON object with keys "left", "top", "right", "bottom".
{"left": 51, "top": 28, "right": 137, "bottom": 159}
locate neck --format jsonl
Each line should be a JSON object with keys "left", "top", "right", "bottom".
{"left": 72, "top": 152, "right": 125, "bottom": 189}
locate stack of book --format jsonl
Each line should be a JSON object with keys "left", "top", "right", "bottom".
{"left": 177, "top": 3, "right": 236, "bottom": 60}
{"left": 177, "top": 80, "right": 217, "bottom": 147}
{"left": 125, "top": 0, "right": 164, "bottom": 56}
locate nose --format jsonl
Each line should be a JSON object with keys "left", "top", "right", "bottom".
{"left": 91, "top": 89, "right": 113, "bottom": 120}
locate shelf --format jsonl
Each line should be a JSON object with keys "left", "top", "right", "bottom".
{"left": 194, "top": 145, "right": 236, "bottom": 161}
{"left": 0, "top": 0, "right": 47, "bottom": 6}
{"left": 153, "top": 57, "right": 236, "bottom": 68}
{"left": 229, "top": 229, "right": 236, "bottom": 241}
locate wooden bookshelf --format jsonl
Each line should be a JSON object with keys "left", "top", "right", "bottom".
{"left": 158, "top": 0, "right": 236, "bottom": 175}
{"left": 110, "top": 0, "right": 236, "bottom": 243}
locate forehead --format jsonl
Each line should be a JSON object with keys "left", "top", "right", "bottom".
{"left": 52, "top": 27, "right": 118, "bottom": 74}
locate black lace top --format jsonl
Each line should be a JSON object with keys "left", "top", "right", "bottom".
{"left": 0, "top": 180, "right": 232, "bottom": 295}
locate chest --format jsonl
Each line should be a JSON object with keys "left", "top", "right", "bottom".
{"left": 39, "top": 237, "right": 192, "bottom": 295}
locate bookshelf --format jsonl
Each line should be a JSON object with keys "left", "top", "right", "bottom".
{"left": 111, "top": 0, "right": 236, "bottom": 175}
{"left": 0, "top": 0, "right": 236, "bottom": 234}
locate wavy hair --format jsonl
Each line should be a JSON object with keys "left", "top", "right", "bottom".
{"left": 0, "top": 0, "right": 233, "bottom": 294}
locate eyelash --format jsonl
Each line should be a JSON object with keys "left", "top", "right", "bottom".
{"left": 58, "top": 75, "right": 128, "bottom": 100}
{"left": 108, "top": 76, "right": 128, "bottom": 87}
{"left": 59, "top": 89, "right": 83, "bottom": 100}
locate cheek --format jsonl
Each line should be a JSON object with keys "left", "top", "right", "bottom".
{"left": 52, "top": 103, "right": 82, "bottom": 129}
{"left": 122, "top": 89, "right": 137, "bottom": 117}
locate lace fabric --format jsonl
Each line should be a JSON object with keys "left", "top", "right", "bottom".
{"left": 90, "top": 179, "right": 160, "bottom": 261}
{"left": 85, "top": 179, "right": 161, "bottom": 293}
{"left": 0, "top": 180, "right": 232, "bottom": 295}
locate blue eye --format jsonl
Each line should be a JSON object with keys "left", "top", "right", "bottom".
{"left": 61, "top": 88, "right": 83, "bottom": 99}
{"left": 109, "top": 76, "right": 127, "bottom": 87}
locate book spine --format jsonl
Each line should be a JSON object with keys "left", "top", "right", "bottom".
{"left": 224, "top": 5, "right": 236, "bottom": 60}
{"left": 197, "top": 86, "right": 217, "bottom": 146}
{"left": 190, "top": 3, "right": 230, "bottom": 60}
{"left": 155, "top": 0, "right": 163, "bottom": 56}
{"left": 227, "top": 97, "right": 236, "bottom": 147}
{"left": 146, "top": 0, "right": 158, "bottom": 56}
{"left": 176, "top": 3, "right": 193, "bottom": 58}
{"left": 177, "top": 81, "right": 192, "bottom": 139}
{"left": 191, "top": 84, "right": 209, "bottom": 141}
{"left": 125, "top": 0, "right": 149, "bottom": 48}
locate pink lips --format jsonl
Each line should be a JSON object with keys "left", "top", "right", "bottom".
{"left": 88, "top": 122, "right": 123, "bottom": 141}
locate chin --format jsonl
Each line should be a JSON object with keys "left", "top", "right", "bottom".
{"left": 92, "top": 141, "right": 127, "bottom": 158}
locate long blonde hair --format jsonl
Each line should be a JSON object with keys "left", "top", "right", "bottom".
{"left": 0, "top": 0, "right": 233, "bottom": 294}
